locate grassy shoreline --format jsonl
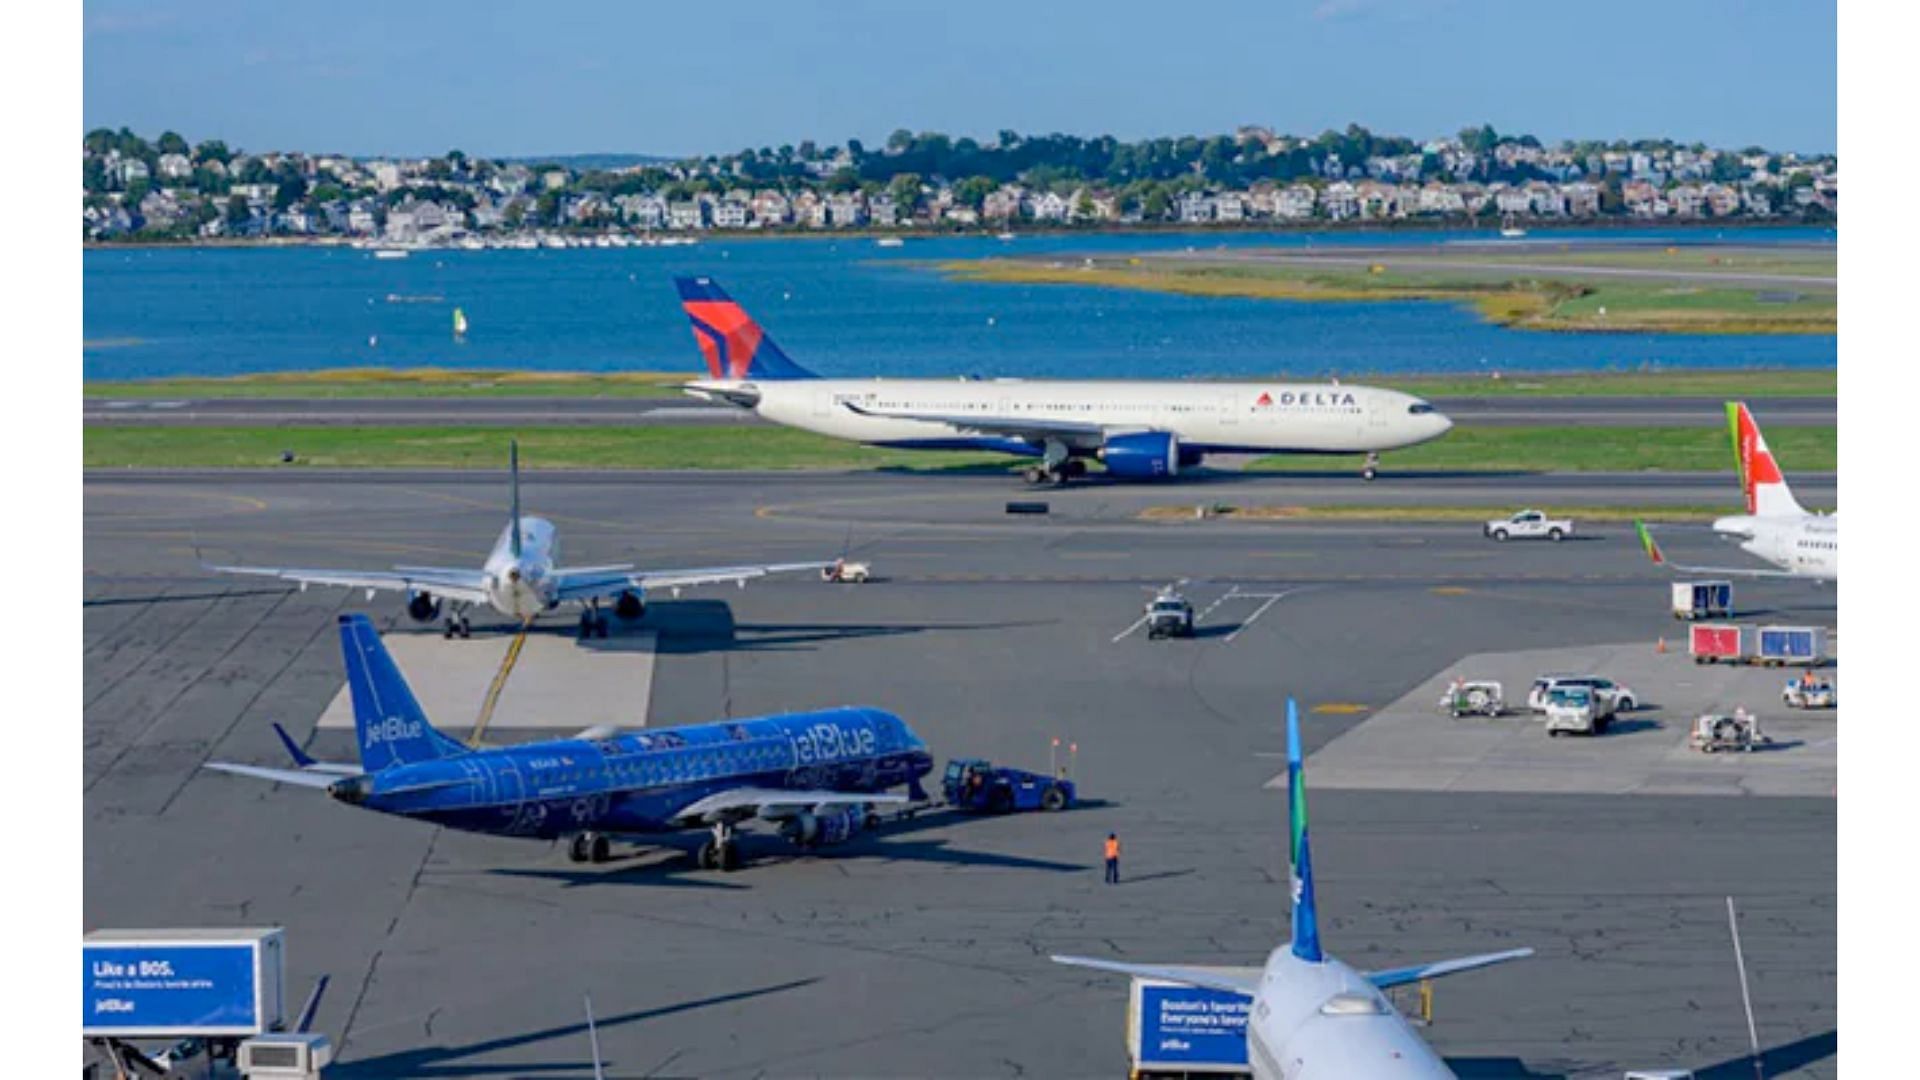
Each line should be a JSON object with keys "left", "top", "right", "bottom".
{"left": 939, "top": 253, "right": 1836, "bottom": 335}
{"left": 84, "top": 424, "right": 1836, "bottom": 473}
{"left": 85, "top": 366, "right": 1835, "bottom": 401}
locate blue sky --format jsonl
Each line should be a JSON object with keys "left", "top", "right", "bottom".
{"left": 83, "top": 0, "right": 1836, "bottom": 158}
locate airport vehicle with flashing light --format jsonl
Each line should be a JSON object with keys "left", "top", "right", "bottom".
{"left": 942, "top": 759, "right": 1075, "bottom": 813}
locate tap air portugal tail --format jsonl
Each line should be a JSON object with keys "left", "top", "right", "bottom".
{"left": 675, "top": 276, "right": 817, "bottom": 381}
{"left": 1729, "top": 401, "right": 1806, "bottom": 518}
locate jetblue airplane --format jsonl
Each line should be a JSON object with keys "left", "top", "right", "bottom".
{"left": 206, "top": 614, "right": 935, "bottom": 870}
{"left": 1052, "top": 701, "right": 1530, "bottom": 1078}
{"left": 212, "top": 440, "right": 834, "bottom": 637}
{"left": 675, "top": 277, "right": 1453, "bottom": 484}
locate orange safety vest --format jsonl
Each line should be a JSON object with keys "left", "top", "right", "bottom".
{"left": 1104, "top": 837, "right": 1120, "bottom": 860}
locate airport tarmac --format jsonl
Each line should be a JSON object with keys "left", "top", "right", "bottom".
{"left": 84, "top": 469, "right": 1836, "bottom": 1077}
{"left": 82, "top": 393, "right": 1837, "bottom": 428}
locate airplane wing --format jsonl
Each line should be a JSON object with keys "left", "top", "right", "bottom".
{"left": 1363, "top": 947, "right": 1534, "bottom": 990}
{"left": 1050, "top": 956, "right": 1263, "bottom": 997}
{"left": 209, "top": 563, "right": 491, "bottom": 603}
{"left": 670, "top": 787, "right": 907, "bottom": 826}
{"left": 203, "top": 762, "right": 340, "bottom": 789}
{"left": 552, "top": 561, "right": 837, "bottom": 602}
{"left": 841, "top": 401, "right": 1113, "bottom": 449}
{"left": 1634, "top": 522, "right": 1804, "bottom": 580}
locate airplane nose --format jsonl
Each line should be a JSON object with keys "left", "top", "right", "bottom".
{"left": 1434, "top": 412, "right": 1455, "bottom": 436}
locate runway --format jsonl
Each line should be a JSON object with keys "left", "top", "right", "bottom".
{"left": 81, "top": 394, "right": 1837, "bottom": 428}
{"left": 84, "top": 469, "right": 1836, "bottom": 1077}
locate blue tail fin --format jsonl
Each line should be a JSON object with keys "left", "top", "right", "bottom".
{"left": 338, "top": 615, "right": 467, "bottom": 772}
{"left": 1287, "top": 698, "right": 1324, "bottom": 963}
{"left": 674, "top": 276, "right": 817, "bottom": 381}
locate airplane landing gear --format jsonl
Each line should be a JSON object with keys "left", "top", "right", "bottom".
{"left": 1023, "top": 443, "right": 1085, "bottom": 487}
{"left": 698, "top": 821, "right": 741, "bottom": 871}
{"left": 1362, "top": 452, "right": 1381, "bottom": 482}
{"left": 578, "top": 604, "right": 610, "bottom": 640}
{"left": 443, "top": 609, "right": 473, "bottom": 639}
{"left": 568, "top": 832, "right": 612, "bottom": 864}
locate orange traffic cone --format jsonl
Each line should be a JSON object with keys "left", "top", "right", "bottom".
{"left": 1656, "top": 636, "right": 1667, "bottom": 654}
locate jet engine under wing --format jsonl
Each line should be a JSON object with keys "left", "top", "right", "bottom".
{"left": 1050, "top": 956, "right": 1263, "bottom": 997}
{"left": 671, "top": 787, "right": 908, "bottom": 826}
{"left": 1363, "top": 947, "right": 1535, "bottom": 990}
{"left": 552, "top": 561, "right": 838, "bottom": 601}
{"left": 840, "top": 401, "right": 1112, "bottom": 449}
{"left": 209, "top": 563, "right": 491, "bottom": 603}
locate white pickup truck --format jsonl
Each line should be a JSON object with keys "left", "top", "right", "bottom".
{"left": 1484, "top": 509, "right": 1573, "bottom": 542}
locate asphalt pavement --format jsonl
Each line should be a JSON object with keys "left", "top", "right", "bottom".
{"left": 84, "top": 469, "right": 1836, "bottom": 1077}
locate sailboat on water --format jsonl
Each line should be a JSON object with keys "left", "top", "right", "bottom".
{"left": 452, "top": 307, "right": 469, "bottom": 342}
{"left": 1499, "top": 212, "right": 1527, "bottom": 239}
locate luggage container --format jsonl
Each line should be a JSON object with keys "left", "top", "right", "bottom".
{"left": 1688, "top": 623, "right": 1750, "bottom": 665}
{"left": 1756, "top": 626, "right": 1827, "bottom": 667}
{"left": 1126, "top": 976, "right": 1255, "bottom": 1077}
{"left": 1670, "top": 580, "right": 1733, "bottom": 620}
{"left": 83, "top": 927, "right": 286, "bottom": 1039}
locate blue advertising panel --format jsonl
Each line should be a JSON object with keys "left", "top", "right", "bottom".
{"left": 1137, "top": 983, "right": 1251, "bottom": 1068}
{"left": 83, "top": 944, "right": 259, "bottom": 1036}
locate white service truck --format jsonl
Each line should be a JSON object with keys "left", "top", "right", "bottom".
{"left": 1484, "top": 510, "right": 1573, "bottom": 542}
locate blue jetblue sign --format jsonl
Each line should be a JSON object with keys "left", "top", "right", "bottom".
{"left": 84, "top": 944, "right": 259, "bottom": 1035}
{"left": 1138, "top": 984, "right": 1252, "bottom": 1068}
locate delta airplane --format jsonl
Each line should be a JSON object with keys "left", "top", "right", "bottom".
{"left": 211, "top": 440, "right": 834, "bottom": 637}
{"left": 207, "top": 614, "right": 934, "bottom": 870}
{"left": 675, "top": 277, "right": 1454, "bottom": 485}
{"left": 1637, "top": 402, "right": 1837, "bottom": 582}
{"left": 1052, "top": 701, "right": 1531, "bottom": 1079}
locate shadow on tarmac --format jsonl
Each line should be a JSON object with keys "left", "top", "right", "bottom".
{"left": 325, "top": 978, "right": 819, "bottom": 1079}
{"left": 83, "top": 586, "right": 295, "bottom": 607}
{"left": 629, "top": 599, "right": 1049, "bottom": 655}
{"left": 1695, "top": 1029, "right": 1838, "bottom": 1077}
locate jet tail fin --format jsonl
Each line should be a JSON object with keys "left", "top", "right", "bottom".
{"left": 674, "top": 277, "right": 817, "bottom": 381}
{"left": 338, "top": 614, "right": 467, "bottom": 771}
{"left": 1287, "top": 698, "right": 1323, "bottom": 963}
{"left": 508, "top": 439, "right": 523, "bottom": 558}
{"left": 1728, "top": 402, "right": 1806, "bottom": 517}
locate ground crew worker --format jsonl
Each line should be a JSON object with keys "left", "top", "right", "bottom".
{"left": 1104, "top": 833, "right": 1120, "bottom": 885}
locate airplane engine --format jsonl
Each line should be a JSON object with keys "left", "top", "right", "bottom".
{"left": 780, "top": 806, "right": 868, "bottom": 848}
{"left": 614, "top": 591, "right": 644, "bottom": 620}
{"left": 406, "top": 591, "right": 443, "bottom": 623}
{"left": 1100, "top": 431, "right": 1181, "bottom": 479}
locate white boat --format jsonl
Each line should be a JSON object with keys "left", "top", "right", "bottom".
{"left": 372, "top": 248, "right": 411, "bottom": 260}
{"left": 1498, "top": 213, "right": 1527, "bottom": 239}
{"left": 875, "top": 236, "right": 905, "bottom": 248}
{"left": 995, "top": 231, "right": 1016, "bottom": 242}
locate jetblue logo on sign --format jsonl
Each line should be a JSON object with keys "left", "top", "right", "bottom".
{"left": 364, "top": 716, "right": 423, "bottom": 746}
{"left": 789, "top": 723, "right": 876, "bottom": 765}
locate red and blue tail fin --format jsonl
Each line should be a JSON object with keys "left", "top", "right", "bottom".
{"left": 674, "top": 277, "right": 817, "bottom": 381}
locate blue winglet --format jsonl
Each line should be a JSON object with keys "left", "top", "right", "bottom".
{"left": 1287, "top": 698, "right": 1324, "bottom": 963}
{"left": 272, "top": 722, "right": 317, "bottom": 768}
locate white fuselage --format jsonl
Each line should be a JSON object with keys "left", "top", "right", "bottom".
{"left": 1712, "top": 512, "right": 1838, "bottom": 581}
{"left": 1244, "top": 950, "right": 1453, "bottom": 1079}
{"left": 704, "top": 378, "right": 1452, "bottom": 457}
{"left": 481, "top": 516, "right": 559, "bottom": 618}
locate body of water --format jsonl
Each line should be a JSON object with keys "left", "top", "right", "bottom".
{"left": 83, "top": 226, "right": 1836, "bottom": 381}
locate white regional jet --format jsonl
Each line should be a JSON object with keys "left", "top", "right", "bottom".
{"left": 211, "top": 441, "right": 834, "bottom": 638}
{"left": 1637, "top": 402, "right": 1837, "bottom": 581}
{"left": 1052, "top": 700, "right": 1531, "bottom": 1079}
{"left": 675, "top": 277, "right": 1453, "bottom": 484}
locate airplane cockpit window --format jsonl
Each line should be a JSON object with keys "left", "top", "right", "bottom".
{"left": 1408, "top": 402, "right": 1435, "bottom": 415}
